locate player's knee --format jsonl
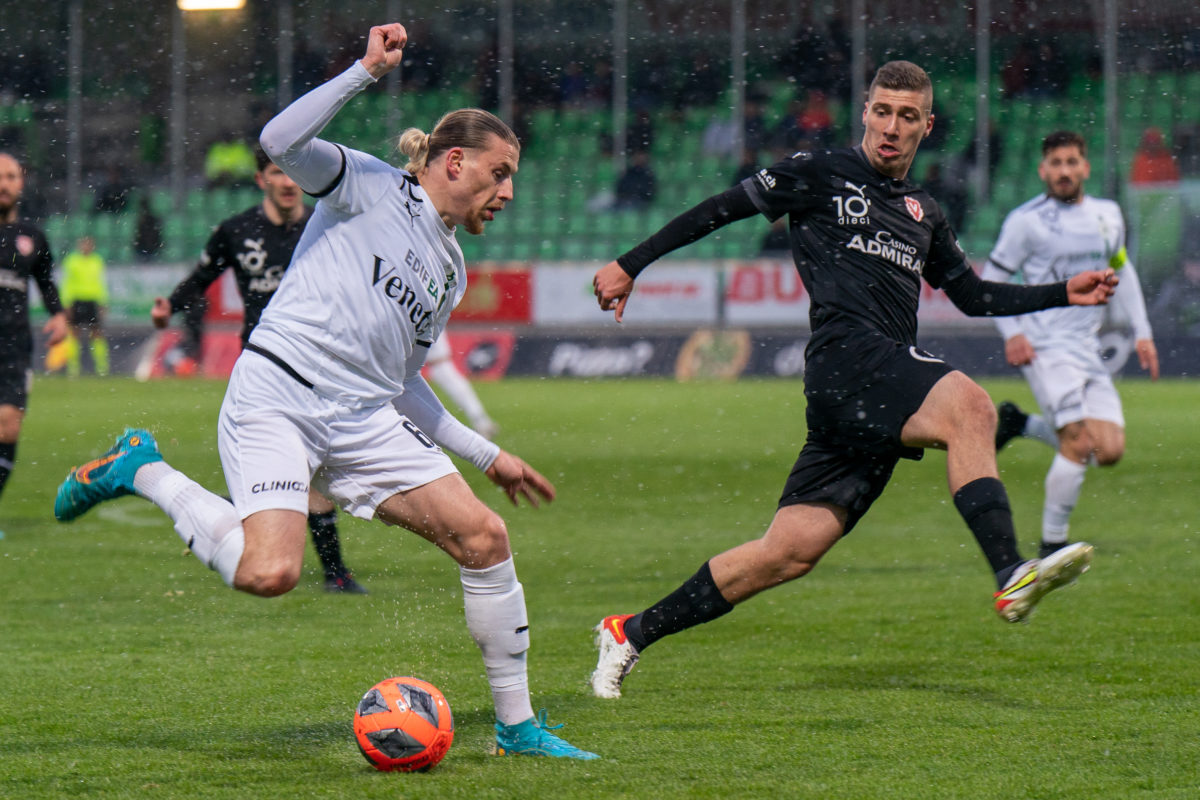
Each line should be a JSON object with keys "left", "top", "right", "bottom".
{"left": 962, "top": 384, "right": 998, "bottom": 432}
{"left": 1094, "top": 447, "right": 1123, "bottom": 467}
{"left": 759, "top": 539, "right": 820, "bottom": 584}
{"left": 235, "top": 562, "right": 301, "bottom": 597}
{"left": 453, "top": 511, "right": 511, "bottom": 567}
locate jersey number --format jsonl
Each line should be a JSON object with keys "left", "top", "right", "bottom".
{"left": 402, "top": 420, "right": 436, "bottom": 449}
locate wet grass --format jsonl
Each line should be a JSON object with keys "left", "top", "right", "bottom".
{"left": 1, "top": 376, "right": 1196, "bottom": 799}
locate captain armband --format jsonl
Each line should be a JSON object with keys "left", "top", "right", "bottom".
{"left": 1108, "top": 246, "right": 1128, "bottom": 270}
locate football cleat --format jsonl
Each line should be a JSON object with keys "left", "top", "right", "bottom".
{"left": 324, "top": 572, "right": 368, "bottom": 594}
{"left": 1038, "top": 540, "right": 1069, "bottom": 560}
{"left": 494, "top": 709, "right": 599, "bottom": 760}
{"left": 993, "top": 542, "right": 1093, "bottom": 623}
{"left": 54, "top": 428, "right": 163, "bottom": 522}
{"left": 590, "top": 614, "right": 640, "bottom": 699}
{"left": 994, "top": 401, "right": 1029, "bottom": 451}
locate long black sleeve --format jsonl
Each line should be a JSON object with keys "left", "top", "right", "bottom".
{"left": 941, "top": 262, "right": 1069, "bottom": 317}
{"left": 616, "top": 183, "right": 760, "bottom": 277}
{"left": 32, "top": 248, "right": 63, "bottom": 315}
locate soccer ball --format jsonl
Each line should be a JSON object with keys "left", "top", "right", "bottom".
{"left": 353, "top": 676, "right": 454, "bottom": 772}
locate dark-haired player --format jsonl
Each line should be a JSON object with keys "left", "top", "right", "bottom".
{"left": 983, "top": 130, "right": 1157, "bottom": 558}
{"left": 151, "top": 147, "right": 365, "bottom": 593}
{"left": 590, "top": 61, "right": 1117, "bottom": 699}
{"left": 0, "top": 153, "right": 69, "bottom": 533}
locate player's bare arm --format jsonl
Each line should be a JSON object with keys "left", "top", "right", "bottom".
{"left": 1004, "top": 334, "right": 1036, "bottom": 366}
{"left": 1136, "top": 338, "right": 1160, "bottom": 380}
{"left": 360, "top": 23, "right": 407, "bottom": 79}
{"left": 594, "top": 261, "right": 634, "bottom": 321}
{"left": 150, "top": 297, "right": 172, "bottom": 329}
{"left": 484, "top": 450, "right": 556, "bottom": 508}
{"left": 1065, "top": 268, "right": 1118, "bottom": 305}
{"left": 42, "top": 311, "right": 69, "bottom": 347}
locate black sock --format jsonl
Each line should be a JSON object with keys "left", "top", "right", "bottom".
{"left": 308, "top": 509, "right": 347, "bottom": 578}
{"left": 953, "top": 477, "right": 1023, "bottom": 587}
{"left": 624, "top": 561, "right": 734, "bottom": 652}
{"left": 0, "top": 441, "right": 15, "bottom": 498}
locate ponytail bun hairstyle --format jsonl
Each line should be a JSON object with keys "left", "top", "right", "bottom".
{"left": 396, "top": 108, "right": 519, "bottom": 174}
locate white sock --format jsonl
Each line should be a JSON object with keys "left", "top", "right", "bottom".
{"left": 460, "top": 557, "right": 534, "bottom": 726}
{"left": 1024, "top": 413, "right": 1060, "bottom": 448}
{"left": 133, "top": 461, "right": 245, "bottom": 586}
{"left": 1042, "top": 453, "right": 1087, "bottom": 545}
{"left": 429, "top": 361, "right": 493, "bottom": 433}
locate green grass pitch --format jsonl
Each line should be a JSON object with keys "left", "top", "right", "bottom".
{"left": 1, "top": 375, "right": 1196, "bottom": 799}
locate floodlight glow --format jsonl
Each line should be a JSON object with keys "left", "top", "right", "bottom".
{"left": 177, "top": 0, "right": 246, "bottom": 10}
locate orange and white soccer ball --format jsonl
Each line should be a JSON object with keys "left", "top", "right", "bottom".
{"left": 353, "top": 676, "right": 454, "bottom": 772}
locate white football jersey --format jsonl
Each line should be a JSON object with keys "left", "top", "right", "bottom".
{"left": 987, "top": 194, "right": 1128, "bottom": 350}
{"left": 251, "top": 147, "right": 466, "bottom": 409}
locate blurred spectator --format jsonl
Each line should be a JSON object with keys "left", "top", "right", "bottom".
{"left": 626, "top": 109, "right": 655, "bottom": 155}
{"left": 776, "top": 90, "right": 834, "bottom": 150}
{"left": 923, "top": 161, "right": 969, "bottom": 234}
{"left": 292, "top": 37, "right": 327, "bottom": 95}
{"left": 1026, "top": 43, "right": 1068, "bottom": 97}
{"left": 614, "top": 151, "right": 657, "bottom": 210}
{"left": 59, "top": 236, "right": 110, "bottom": 377}
{"left": 784, "top": 20, "right": 852, "bottom": 103}
{"left": 730, "top": 149, "right": 759, "bottom": 187}
{"left": 133, "top": 196, "right": 164, "bottom": 262}
{"left": 678, "top": 54, "right": 723, "bottom": 110}
{"left": 963, "top": 121, "right": 1004, "bottom": 182}
{"left": 587, "top": 59, "right": 614, "bottom": 108}
{"left": 204, "top": 135, "right": 257, "bottom": 188}
{"left": 558, "top": 62, "right": 590, "bottom": 109}
{"left": 703, "top": 97, "right": 768, "bottom": 159}
{"left": 93, "top": 166, "right": 132, "bottom": 215}
{"left": 1001, "top": 42, "right": 1034, "bottom": 98}
{"left": 743, "top": 94, "right": 769, "bottom": 154}
{"left": 1130, "top": 127, "right": 1180, "bottom": 184}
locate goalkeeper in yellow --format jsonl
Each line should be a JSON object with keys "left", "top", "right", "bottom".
{"left": 56, "top": 236, "right": 111, "bottom": 377}
{"left": 983, "top": 130, "right": 1158, "bottom": 558}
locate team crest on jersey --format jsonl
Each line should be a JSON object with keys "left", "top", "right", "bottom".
{"left": 904, "top": 196, "right": 924, "bottom": 223}
{"left": 16, "top": 235, "right": 34, "bottom": 257}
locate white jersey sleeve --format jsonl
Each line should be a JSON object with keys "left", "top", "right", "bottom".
{"left": 259, "top": 61, "right": 378, "bottom": 195}
{"left": 985, "top": 202, "right": 1038, "bottom": 342}
{"left": 1107, "top": 261, "right": 1154, "bottom": 340}
{"left": 394, "top": 352, "right": 500, "bottom": 472}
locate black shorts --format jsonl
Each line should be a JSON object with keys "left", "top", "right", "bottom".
{"left": 0, "top": 360, "right": 32, "bottom": 409}
{"left": 778, "top": 330, "right": 956, "bottom": 533}
{"left": 70, "top": 301, "right": 102, "bottom": 328}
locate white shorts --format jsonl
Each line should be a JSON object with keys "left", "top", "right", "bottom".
{"left": 218, "top": 350, "right": 458, "bottom": 520}
{"left": 1021, "top": 346, "right": 1124, "bottom": 430}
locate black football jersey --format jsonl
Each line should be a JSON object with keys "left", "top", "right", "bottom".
{"left": 742, "top": 146, "right": 968, "bottom": 347}
{"left": 0, "top": 219, "right": 63, "bottom": 358}
{"left": 169, "top": 204, "right": 312, "bottom": 344}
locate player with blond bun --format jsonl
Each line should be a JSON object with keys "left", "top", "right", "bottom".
{"left": 54, "top": 22, "right": 596, "bottom": 761}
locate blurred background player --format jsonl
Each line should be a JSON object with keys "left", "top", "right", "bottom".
{"left": 59, "top": 235, "right": 110, "bottom": 377}
{"left": 0, "top": 152, "right": 69, "bottom": 535}
{"left": 425, "top": 334, "right": 498, "bottom": 439}
{"left": 150, "top": 147, "right": 365, "bottom": 594}
{"left": 984, "top": 130, "right": 1158, "bottom": 558}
